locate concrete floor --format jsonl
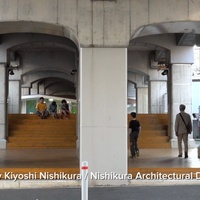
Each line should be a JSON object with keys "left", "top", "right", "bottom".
{"left": 128, "top": 140, "right": 200, "bottom": 168}
{"left": 0, "top": 145, "right": 199, "bottom": 169}
{"left": 128, "top": 148, "right": 200, "bottom": 168}
{"left": 0, "top": 149, "right": 79, "bottom": 168}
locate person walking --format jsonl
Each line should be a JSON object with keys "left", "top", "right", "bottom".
{"left": 175, "top": 104, "right": 192, "bottom": 159}
{"left": 129, "top": 112, "right": 141, "bottom": 158}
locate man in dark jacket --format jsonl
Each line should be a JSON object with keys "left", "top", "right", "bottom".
{"left": 129, "top": 112, "right": 141, "bottom": 158}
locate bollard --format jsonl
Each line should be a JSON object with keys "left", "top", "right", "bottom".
{"left": 81, "top": 161, "right": 88, "bottom": 200}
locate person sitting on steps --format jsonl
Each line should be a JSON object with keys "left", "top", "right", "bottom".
{"left": 60, "top": 99, "right": 70, "bottom": 119}
{"left": 36, "top": 97, "right": 49, "bottom": 119}
{"left": 49, "top": 101, "right": 58, "bottom": 119}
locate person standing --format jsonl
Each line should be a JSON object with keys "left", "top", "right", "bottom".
{"left": 129, "top": 112, "right": 141, "bottom": 158}
{"left": 175, "top": 104, "right": 192, "bottom": 159}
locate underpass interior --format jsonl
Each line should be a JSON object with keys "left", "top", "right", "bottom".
{"left": 4, "top": 22, "right": 200, "bottom": 178}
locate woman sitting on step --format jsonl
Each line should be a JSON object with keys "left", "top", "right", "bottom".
{"left": 60, "top": 99, "right": 70, "bottom": 119}
{"left": 49, "top": 101, "right": 59, "bottom": 119}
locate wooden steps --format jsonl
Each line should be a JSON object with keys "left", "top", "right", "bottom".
{"left": 7, "top": 114, "right": 77, "bottom": 149}
{"left": 128, "top": 114, "right": 170, "bottom": 149}
{"left": 8, "top": 114, "right": 168, "bottom": 149}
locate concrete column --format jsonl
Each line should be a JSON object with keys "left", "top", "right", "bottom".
{"left": 8, "top": 80, "right": 21, "bottom": 114}
{"left": 0, "top": 64, "right": 7, "bottom": 149}
{"left": 170, "top": 64, "right": 195, "bottom": 148}
{"left": 30, "top": 83, "right": 38, "bottom": 95}
{"left": 149, "top": 81, "right": 167, "bottom": 114}
{"left": 39, "top": 83, "right": 45, "bottom": 95}
{"left": 80, "top": 48, "right": 127, "bottom": 186}
{"left": 137, "top": 87, "right": 148, "bottom": 113}
{"left": 21, "top": 100, "right": 26, "bottom": 114}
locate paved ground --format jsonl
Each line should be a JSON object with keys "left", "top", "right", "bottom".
{"left": 1, "top": 185, "right": 200, "bottom": 200}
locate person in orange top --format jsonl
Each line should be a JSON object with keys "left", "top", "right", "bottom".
{"left": 36, "top": 97, "right": 49, "bottom": 119}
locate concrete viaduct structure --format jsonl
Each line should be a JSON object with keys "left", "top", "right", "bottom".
{"left": 0, "top": 0, "right": 199, "bottom": 185}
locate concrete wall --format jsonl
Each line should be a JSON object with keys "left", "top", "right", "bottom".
{"left": 192, "top": 81, "right": 200, "bottom": 114}
{"left": 149, "top": 81, "right": 167, "bottom": 113}
{"left": 137, "top": 87, "right": 148, "bottom": 113}
{"left": 170, "top": 64, "right": 195, "bottom": 148}
{"left": 0, "top": 0, "right": 199, "bottom": 46}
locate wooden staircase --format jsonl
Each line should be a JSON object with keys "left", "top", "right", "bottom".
{"left": 7, "top": 114, "right": 77, "bottom": 148}
{"left": 8, "top": 114, "right": 168, "bottom": 149}
{"left": 128, "top": 114, "right": 170, "bottom": 149}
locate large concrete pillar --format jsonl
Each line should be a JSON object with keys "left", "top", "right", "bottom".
{"left": 8, "top": 66, "right": 22, "bottom": 114}
{"left": 80, "top": 48, "right": 127, "bottom": 186}
{"left": 0, "top": 64, "right": 7, "bottom": 149}
{"left": 170, "top": 64, "right": 195, "bottom": 148}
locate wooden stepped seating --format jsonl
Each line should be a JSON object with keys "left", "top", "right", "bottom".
{"left": 7, "top": 114, "right": 77, "bottom": 149}
{"left": 8, "top": 114, "right": 168, "bottom": 149}
{"left": 128, "top": 114, "right": 170, "bottom": 149}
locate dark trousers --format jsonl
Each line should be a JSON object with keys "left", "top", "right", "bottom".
{"left": 130, "top": 131, "right": 139, "bottom": 157}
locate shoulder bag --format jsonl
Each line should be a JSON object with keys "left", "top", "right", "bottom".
{"left": 179, "top": 113, "right": 191, "bottom": 134}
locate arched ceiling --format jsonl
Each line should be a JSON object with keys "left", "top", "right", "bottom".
{"left": 6, "top": 33, "right": 78, "bottom": 100}
{"left": 129, "top": 21, "right": 200, "bottom": 52}
{"left": 0, "top": 21, "right": 79, "bottom": 48}
{"left": 128, "top": 21, "right": 200, "bottom": 69}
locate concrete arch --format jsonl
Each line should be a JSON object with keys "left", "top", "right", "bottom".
{"left": 22, "top": 68, "right": 74, "bottom": 88}
{"left": 129, "top": 21, "right": 200, "bottom": 57}
{"left": 8, "top": 41, "right": 77, "bottom": 55}
{"left": 0, "top": 21, "right": 80, "bottom": 49}
{"left": 44, "top": 79, "right": 75, "bottom": 96}
{"left": 131, "top": 21, "right": 200, "bottom": 40}
{"left": 128, "top": 68, "right": 149, "bottom": 78}
{"left": 44, "top": 79, "right": 74, "bottom": 90}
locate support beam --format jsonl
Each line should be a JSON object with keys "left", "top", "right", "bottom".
{"left": 0, "top": 64, "right": 7, "bottom": 148}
